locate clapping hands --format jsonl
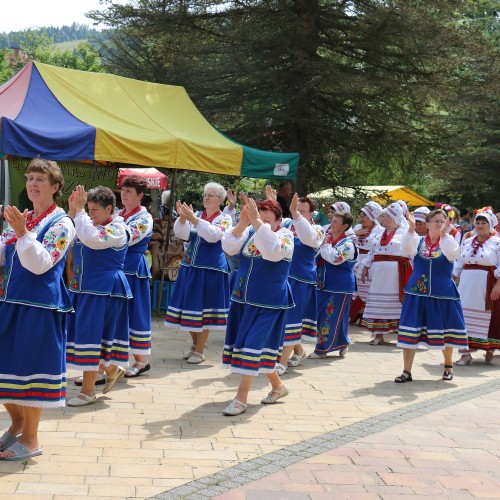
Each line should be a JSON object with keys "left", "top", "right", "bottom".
{"left": 4, "top": 205, "right": 28, "bottom": 237}
{"left": 68, "top": 185, "right": 87, "bottom": 218}
{"left": 176, "top": 201, "right": 197, "bottom": 225}
{"left": 265, "top": 184, "right": 277, "bottom": 201}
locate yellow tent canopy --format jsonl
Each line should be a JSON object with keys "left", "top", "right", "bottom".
{"left": 309, "top": 185, "right": 434, "bottom": 208}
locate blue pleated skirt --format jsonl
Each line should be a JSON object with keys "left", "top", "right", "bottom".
{"left": 397, "top": 294, "right": 468, "bottom": 349}
{"left": 126, "top": 274, "right": 152, "bottom": 355}
{"left": 314, "top": 291, "right": 351, "bottom": 354}
{"left": 0, "top": 302, "right": 68, "bottom": 408}
{"left": 222, "top": 301, "right": 286, "bottom": 376}
{"left": 67, "top": 293, "right": 130, "bottom": 370}
{"left": 284, "top": 279, "right": 318, "bottom": 345}
{"left": 165, "top": 265, "right": 229, "bottom": 332}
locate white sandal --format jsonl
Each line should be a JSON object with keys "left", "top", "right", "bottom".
{"left": 261, "top": 386, "right": 289, "bottom": 404}
{"left": 223, "top": 399, "right": 247, "bottom": 416}
{"left": 182, "top": 345, "right": 196, "bottom": 360}
{"left": 186, "top": 352, "right": 205, "bottom": 364}
{"left": 275, "top": 363, "right": 287, "bottom": 376}
{"left": 67, "top": 393, "right": 97, "bottom": 407}
{"left": 287, "top": 350, "right": 307, "bottom": 367}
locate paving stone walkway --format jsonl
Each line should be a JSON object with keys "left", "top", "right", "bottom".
{"left": 0, "top": 320, "right": 499, "bottom": 499}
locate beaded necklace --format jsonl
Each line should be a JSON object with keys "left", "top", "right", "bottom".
{"left": 119, "top": 205, "right": 142, "bottom": 221}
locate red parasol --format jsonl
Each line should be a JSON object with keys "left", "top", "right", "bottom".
{"left": 117, "top": 168, "right": 168, "bottom": 190}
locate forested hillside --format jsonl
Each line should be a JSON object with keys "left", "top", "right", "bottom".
{"left": 0, "top": 23, "right": 101, "bottom": 48}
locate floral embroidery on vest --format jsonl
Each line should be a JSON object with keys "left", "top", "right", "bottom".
{"left": 411, "top": 273, "right": 429, "bottom": 294}
{"left": 232, "top": 277, "right": 245, "bottom": 300}
{"left": 69, "top": 263, "right": 82, "bottom": 291}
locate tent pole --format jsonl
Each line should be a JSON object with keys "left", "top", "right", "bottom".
{"left": 157, "top": 168, "right": 177, "bottom": 314}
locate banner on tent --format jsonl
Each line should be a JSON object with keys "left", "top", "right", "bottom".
{"left": 9, "top": 156, "right": 118, "bottom": 210}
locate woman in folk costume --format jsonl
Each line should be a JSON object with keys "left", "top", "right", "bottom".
{"left": 488, "top": 212, "right": 500, "bottom": 354}
{"left": 413, "top": 207, "right": 430, "bottom": 237}
{"left": 454, "top": 208, "right": 500, "bottom": 365}
{"left": 118, "top": 175, "right": 154, "bottom": 378}
{"left": 165, "top": 182, "right": 232, "bottom": 364}
{"left": 309, "top": 211, "right": 357, "bottom": 359}
{"left": 221, "top": 199, "right": 294, "bottom": 416}
{"left": 360, "top": 203, "right": 413, "bottom": 345}
{"left": 394, "top": 209, "right": 467, "bottom": 383}
{"left": 435, "top": 203, "right": 462, "bottom": 244}
{"left": 327, "top": 201, "right": 354, "bottom": 236}
{"left": 276, "top": 194, "right": 325, "bottom": 374}
{"left": 66, "top": 186, "right": 132, "bottom": 407}
{"left": 0, "top": 159, "right": 75, "bottom": 461}
{"left": 349, "top": 201, "right": 384, "bottom": 324}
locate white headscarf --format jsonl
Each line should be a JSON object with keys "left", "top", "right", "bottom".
{"left": 395, "top": 200, "right": 409, "bottom": 228}
{"left": 474, "top": 209, "right": 496, "bottom": 230}
{"left": 361, "top": 201, "right": 382, "bottom": 223}
{"left": 382, "top": 203, "right": 404, "bottom": 225}
{"left": 330, "top": 201, "right": 351, "bottom": 213}
{"left": 413, "top": 206, "right": 430, "bottom": 223}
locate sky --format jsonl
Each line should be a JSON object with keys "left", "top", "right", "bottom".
{"left": 0, "top": 0, "right": 116, "bottom": 33}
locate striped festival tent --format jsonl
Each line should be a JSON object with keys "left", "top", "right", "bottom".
{"left": 0, "top": 61, "right": 298, "bottom": 179}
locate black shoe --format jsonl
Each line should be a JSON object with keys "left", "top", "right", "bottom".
{"left": 394, "top": 370, "right": 412, "bottom": 383}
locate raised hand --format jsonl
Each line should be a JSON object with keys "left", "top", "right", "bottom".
{"left": 238, "top": 191, "right": 248, "bottom": 205}
{"left": 226, "top": 189, "right": 237, "bottom": 210}
{"left": 290, "top": 193, "right": 300, "bottom": 219}
{"left": 441, "top": 217, "right": 451, "bottom": 238}
{"left": 407, "top": 212, "right": 416, "bottom": 233}
{"left": 4, "top": 206, "right": 28, "bottom": 238}
{"left": 238, "top": 205, "right": 251, "bottom": 228}
{"left": 265, "top": 184, "right": 277, "bottom": 201}
{"left": 179, "top": 202, "right": 198, "bottom": 225}
{"left": 68, "top": 190, "right": 77, "bottom": 218}
{"left": 245, "top": 198, "right": 259, "bottom": 224}
{"left": 72, "top": 185, "right": 87, "bottom": 212}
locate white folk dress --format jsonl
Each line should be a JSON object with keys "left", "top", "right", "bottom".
{"left": 454, "top": 235, "right": 500, "bottom": 349}
{"left": 360, "top": 226, "right": 411, "bottom": 334}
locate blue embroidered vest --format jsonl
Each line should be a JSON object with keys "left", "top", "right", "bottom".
{"left": 231, "top": 229, "right": 294, "bottom": 309}
{"left": 0, "top": 212, "right": 73, "bottom": 311}
{"left": 316, "top": 237, "right": 357, "bottom": 294}
{"left": 283, "top": 219, "right": 318, "bottom": 284}
{"left": 405, "top": 237, "right": 460, "bottom": 299}
{"left": 181, "top": 212, "right": 229, "bottom": 273}
{"left": 123, "top": 212, "right": 152, "bottom": 278}
{"left": 69, "top": 237, "right": 132, "bottom": 298}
